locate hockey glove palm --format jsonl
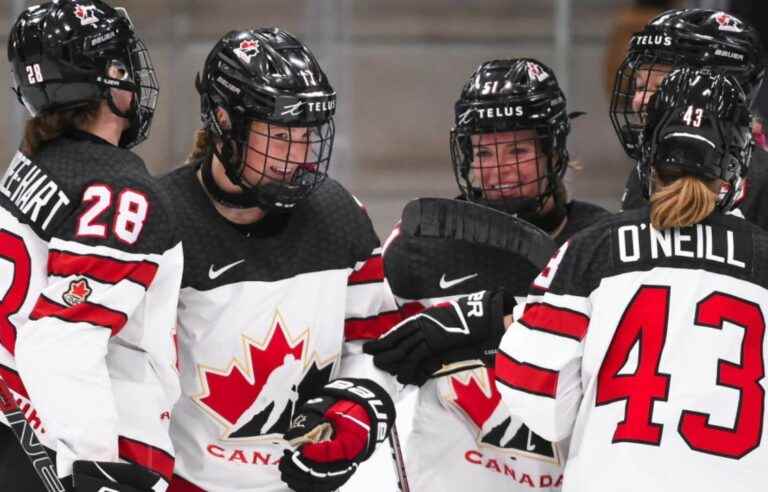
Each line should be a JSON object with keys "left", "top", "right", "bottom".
{"left": 363, "top": 289, "right": 507, "bottom": 386}
{"left": 280, "top": 378, "right": 395, "bottom": 492}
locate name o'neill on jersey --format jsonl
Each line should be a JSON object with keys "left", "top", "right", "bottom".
{"left": 0, "top": 152, "right": 70, "bottom": 232}
{"left": 444, "top": 368, "right": 560, "bottom": 464}
{"left": 617, "top": 222, "right": 749, "bottom": 268}
{"left": 192, "top": 313, "right": 335, "bottom": 464}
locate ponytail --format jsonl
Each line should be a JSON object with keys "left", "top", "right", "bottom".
{"left": 649, "top": 174, "right": 718, "bottom": 230}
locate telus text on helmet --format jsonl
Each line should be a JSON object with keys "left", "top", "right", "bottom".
{"left": 458, "top": 106, "right": 524, "bottom": 125}
{"left": 633, "top": 35, "right": 673, "bottom": 47}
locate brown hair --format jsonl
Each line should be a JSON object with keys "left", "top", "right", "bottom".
{"left": 186, "top": 128, "right": 214, "bottom": 164}
{"left": 20, "top": 102, "right": 101, "bottom": 157}
{"left": 649, "top": 173, "right": 718, "bottom": 230}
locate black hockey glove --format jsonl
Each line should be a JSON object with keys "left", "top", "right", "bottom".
{"left": 363, "top": 289, "right": 508, "bottom": 386}
{"left": 69, "top": 460, "right": 164, "bottom": 492}
{"left": 280, "top": 378, "right": 395, "bottom": 492}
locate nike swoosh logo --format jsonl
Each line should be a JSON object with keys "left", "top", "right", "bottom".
{"left": 439, "top": 273, "right": 478, "bottom": 289}
{"left": 208, "top": 259, "right": 245, "bottom": 280}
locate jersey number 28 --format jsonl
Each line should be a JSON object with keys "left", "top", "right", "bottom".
{"left": 77, "top": 185, "right": 149, "bottom": 245}
{"left": 596, "top": 285, "right": 763, "bottom": 459}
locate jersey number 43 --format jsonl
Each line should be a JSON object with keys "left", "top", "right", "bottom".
{"left": 596, "top": 285, "right": 763, "bottom": 460}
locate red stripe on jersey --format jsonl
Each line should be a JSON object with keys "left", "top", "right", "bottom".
{"left": 348, "top": 255, "right": 384, "bottom": 285}
{"left": 118, "top": 436, "right": 174, "bottom": 483}
{"left": 495, "top": 350, "right": 558, "bottom": 398}
{"left": 48, "top": 250, "right": 158, "bottom": 289}
{"left": 30, "top": 296, "right": 127, "bottom": 335}
{"left": 345, "top": 310, "right": 403, "bottom": 341}
{"left": 521, "top": 302, "right": 589, "bottom": 341}
{"left": 0, "top": 364, "right": 29, "bottom": 399}
{"left": 168, "top": 474, "right": 206, "bottom": 492}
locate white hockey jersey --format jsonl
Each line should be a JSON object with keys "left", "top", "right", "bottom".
{"left": 497, "top": 208, "right": 768, "bottom": 492}
{"left": 161, "top": 166, "right": 400, "bottom": 492}
{"left": 382, "top": 198, "right": 609, "bottom": 491}
{"left": 0, "top": 132, "right": 182, "bottom": 483}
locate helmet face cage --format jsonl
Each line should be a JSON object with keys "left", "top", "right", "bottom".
{"left": 118, "top": 35, "right": 159, "bottom": 148}
{"left": 197, "top": 29, "right": 337, "bottom": 211}
{"left": 449, "top": 58, "right": 570, "bottom": 217}
{"left": 230, "top": 117, "right": 335, "bottom": 209}
{"left": 451, "top": 120, "right": 566, "bottom": 215}
{"left": 610, "top": 52, "right": 674, "bottom": 161}
{"left": 638, "top": 69, "right": 753, "bottom": 211}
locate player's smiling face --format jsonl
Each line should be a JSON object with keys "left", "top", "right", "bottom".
{"left": 469, "top": 129, "right": 547, "bottom": 201}
{"left": 242, "top": 121, "right": 319, "bottom": 187}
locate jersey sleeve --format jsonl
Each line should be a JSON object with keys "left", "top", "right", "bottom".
{"left": 14, "top": 179, "right": 177, "bottom": 478}
{"left": 494, "top": 240, "right": 592, "bottom": 442}
{"left": 338, "top": 203, "right": 402, "bottom": 397}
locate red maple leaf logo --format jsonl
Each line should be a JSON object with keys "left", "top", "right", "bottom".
{"left": 74, "top": 5, "right": 87, "bottom": 19}
{"left": 450, "top": 368, "right": 501, "bottom": 429}
{"left": 62, "top": 279, "right": 92, "bottom": 306}
{"left": 196, "top": 319, "right": 305, "bottom": 427}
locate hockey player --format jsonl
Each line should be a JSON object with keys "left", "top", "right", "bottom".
{"left": 0, "top": 1, "right": 182, "bottom": 491}
{"left": 496, "top": 67, "right": 768, "bottom": 491}
{"left": 161, "top": 29, "right": 398, "bottom": 492}
{"left": 364, "top": 59, "right": 609, "bottom": 491}
{"left": 610, "top": 8, "right": 768, "bottom": 229}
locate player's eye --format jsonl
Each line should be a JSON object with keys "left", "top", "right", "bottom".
{"left": 475, "top": 148, "right": 493, "bottom": 158}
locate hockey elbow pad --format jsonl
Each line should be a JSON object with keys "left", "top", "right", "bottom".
{"left": 280, "top": 378, "right": 396, "bottom": 492}
{"left": 70, "top": 460, "right": 165, "bottom": 492}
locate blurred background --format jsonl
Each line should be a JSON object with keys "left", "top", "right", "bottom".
{"left": 1, "top": 0, "right": 762, "bottom": 237}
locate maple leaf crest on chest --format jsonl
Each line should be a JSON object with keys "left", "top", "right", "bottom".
{"left": 193, "top": 313, "right": 335, "bottom": 440}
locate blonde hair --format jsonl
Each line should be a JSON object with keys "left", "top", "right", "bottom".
{"left": 186, "top": 128, "right": 214, "bottom": 164}
{"left": 649, "top": 173, "right": 718, "bottom": 230}
{"left": 20, "top": 103, "right": 100, "bottom": 157}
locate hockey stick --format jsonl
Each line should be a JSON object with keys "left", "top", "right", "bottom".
{"left": 0, "top": 376, "right": 65, "bottom": 492}
{"left": 388, "top": 424, "right": 410, "bottom": 492}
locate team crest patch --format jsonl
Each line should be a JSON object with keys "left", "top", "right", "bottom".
{"left": 714, "top": 12, "right": 742, "bottom": 33}
{"left": 63, "top": 279, "right": 92, "bottom": 306}
{"left": 234, "top": 39, "right": 261, "bottom": 64}
{"left": 74, "top": 4, "right": 102, "bottom": 26}
{"left": 527, "top": 62, "right": 549, "bottom": 82}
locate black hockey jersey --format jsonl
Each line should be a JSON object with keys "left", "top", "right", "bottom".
{"left": 621, "top": 146, "right": 768, "bottom": 231}
{"left": 0, "top": 131, "right": 182, "bottom": 483}
{"left": 161, "top": 165, "right": 399, "bottom": 491}
{"left": 497, "top": 207, "right": 768, "bottom": 492}
{"left": 383, "top": 198, "right": 609, "bottom": 492}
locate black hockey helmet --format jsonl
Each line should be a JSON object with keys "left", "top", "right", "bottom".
{"left": 196, "top": 28, "right": 336, "bottom": 211}
{"left": 7, "top": 0, "right": 159, "bottom": 149}
{"left": 450, "top": 58, "right": 570, "bottom": 223}
{"left": 640, "top": 67, "right": 753, "bottom": 211}
{"left": 610, "top": 8, "right": 765, "bottom": 160}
